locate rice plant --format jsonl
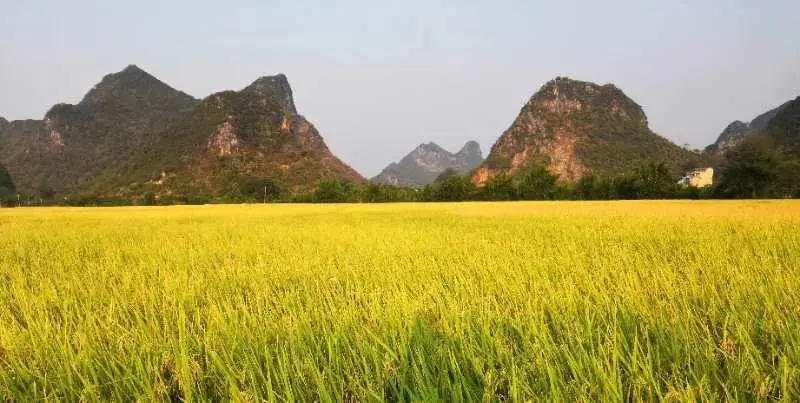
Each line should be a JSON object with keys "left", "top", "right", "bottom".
{"left": 1, "top": 201, "right": 799, "bottom": 401}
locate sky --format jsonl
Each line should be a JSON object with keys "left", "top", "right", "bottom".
{"left": 1, "top": 0, "right": 799, "bottom": 177}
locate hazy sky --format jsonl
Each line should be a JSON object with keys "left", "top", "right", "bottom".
{"left": 1, "top": 1, "right": 799, "bottom": 176}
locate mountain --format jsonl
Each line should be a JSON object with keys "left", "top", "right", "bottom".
{"left": 473, "top": 77, "right": 701, "bottom": 184}
{"left": 705, "top": 101, "right": 791, "bottom": 155}
{"left": 764, "top": 97, "right": 800, "bottom": 158}
{"left": 373, "top": 141, "right": 483, "bottom": 187}
{"left": 0, "top": 66, "right": 363, "bottom": 199}
{"left": 94, "top": 74, "right": 363, "bottom": 198}
{"left": 0, "top": 65, "right": 198, "bottom": 194}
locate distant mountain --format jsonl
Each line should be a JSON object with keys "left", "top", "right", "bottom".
{"left": 373, "top": 141, "right": 483, "bottom": 187}
{"left": 0, "top": 65, "right": 198, "bottom": 194}
{"left": 94, "top": 73, "right": 363, "bottom": 198}
{"left": 0, "top": 66, "right": 363, "bottom": 199}
{"left": 705, "top": 101, "right": 791, "bottom": 155}
{"left": 474, "top": 77, "right": 700, "bottom": 184}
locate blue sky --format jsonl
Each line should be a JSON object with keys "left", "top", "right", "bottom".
{"left": 1, "top": 0, "right": 799, "bottom": 176}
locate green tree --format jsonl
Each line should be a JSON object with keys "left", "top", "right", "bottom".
{"left": 775, "top": 159, "right": 800, "bottom": 198}
{"left": 716, "top": 135, "right": 781, "bottom": 198}
{"left": 433, "top": 174, "right": 475, "bottom": 201}
{"left": 0, "top": 164, "right": 14, "bottom": 202}
{"left": 362, "top": 182, "right": 384, "bottom": 203}
{"left": 37, "top": 184, "right": 55, "bottom": 201}
{"left": 143, "top": 192, "right": 157, "bottom": 206}
{"left": 313, "top": 179, "right": 359, "bottom": 203}
{"left": 633, "top": 162, "right": 676, "bottom": 199}
{"left": 239, "top": 176, "right": 281, "bottom": 202}
{"left": 362, "top": 182, "right": 408, "bottom": 203}
{"left": 481, "top": 174, "right": 517, "bottom": 200}
{"left": 434, "top": 168, "right": 460, "bottom": 184}
{"left": 518, "top": 166, "right": 558, "bottom": 200}
{"left": 0, "top": 186, "right": 14, "bottom": 205}
{"left": 574, "top": 174, "right": 598, "bottom": 200}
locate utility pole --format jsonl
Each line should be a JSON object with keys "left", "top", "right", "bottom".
{"left": 264, "top": 185, "right": 267, "bottom": 204}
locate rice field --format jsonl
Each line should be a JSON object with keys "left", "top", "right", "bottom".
{"left": 1, "top": 201, "right": 799, "bottom": 401}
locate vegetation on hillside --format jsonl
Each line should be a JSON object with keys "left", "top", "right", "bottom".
{"left": 0, "top": 66, "right": 198, "bottom": 196}
{"left": 0, "top": 163, "right": 14, "bottom": 203}
{"left": 705, "top": 100, "right": 792, "bottom": 155}
{"left": 766, "top": 96, "right": 800, "bottom": 158}
{"left": 0, "top": 66, "right": 362, "bottom": 200}
{"left": 480, "top": 77, "right": 702, "bottom": 180}
{"left": 92, "top": 82, "right": 363, "bottom": 199}
{"left": 714, "top": 134, "right": 800, "bottom": 198}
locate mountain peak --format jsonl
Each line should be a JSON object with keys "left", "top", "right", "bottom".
{"left": 0, "top": 67, "right": 362, "bottom": 198}
{"left": 78, "top": 64, "right": 195, "bottom": 109}
{"left": 121, "top": 64, "right": 145, "bottom": 74}
{"left": 724, "top": 120, "right": 749, "bottom": 132}
{"left": 473, "top": 78, "right": 698, "bottom": 184}
{"left": 373, "top": 140, "right": 484, "bottom": 187}
{"left": 706, "top": 101, "right": 794, "bottom": 154}
{"left": 416, "top": 141, "right": 446, "bottom": 153}
{"left": 456, "top": 140, "right": 481, "bottom": 158}
{"left": 529, "top": 77, "right": 648, "bottom": 128}
{"left": 244, "top": 74, "right": 297, "bottom": 114}
{"left": 764, "top": 96, "right": 800, "bottom": 157}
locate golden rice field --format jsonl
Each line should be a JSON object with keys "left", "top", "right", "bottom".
{"left": 1, "top": 201, "right": 799, "bottom": 401}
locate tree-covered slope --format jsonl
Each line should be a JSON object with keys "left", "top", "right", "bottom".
{"left": 95, "top": 74, "right": 364, "bottom": 198}
{"left": 0, "top": 65, "right": 198, "bottom": 195}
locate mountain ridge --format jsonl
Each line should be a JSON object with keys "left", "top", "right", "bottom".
{"left": 373, "top": 140, "right": 483, "bottom": 187}
{"left": 705, "top": 101, "right": 791, "bottom": 155}
{"left": 764, "top": 96, "right": 800, "bottom": 158}
{"left": 0, "top": 66, "right": 363, "bottom": 199}
{"left": 0, "top": 64, "right": 199, "bottom": 194}
{"left": 93, "top": 74, "right": 364, "bottom": 198}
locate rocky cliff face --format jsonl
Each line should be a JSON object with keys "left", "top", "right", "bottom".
{"left": 705, "top": 102, "right": 791, "bottom": 155}
{"left": 373, "top": 141, "right": 483, "bottom": 187}
{"left": 474, "top": 77, "right": 699, "bottom": 184}
{"left": 244, "top": 74, "right": 297, "bottom": 114}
